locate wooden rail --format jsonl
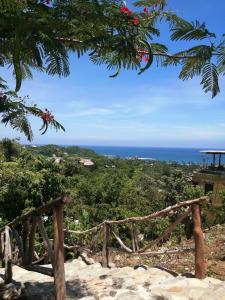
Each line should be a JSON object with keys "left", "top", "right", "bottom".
{"left": 67, "top": 197, "right": 208, "bottom": 279}
{"left": 0, "top": 194, "right": 71, "bottom": 300}
{"left": 0, "top": 195, "right": 207, "bottom": 300}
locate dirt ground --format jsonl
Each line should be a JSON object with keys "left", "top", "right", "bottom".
{"left": 93, "top": 224, "right": 225, "bottom": 281}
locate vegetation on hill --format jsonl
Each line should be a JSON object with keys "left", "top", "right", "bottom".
{"left": 1, "top": 139, "right": 225, "bottom": 251}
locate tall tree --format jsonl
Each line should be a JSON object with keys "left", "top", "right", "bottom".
{"left": 0, "top": 0, "right": 224, "bottom": 139}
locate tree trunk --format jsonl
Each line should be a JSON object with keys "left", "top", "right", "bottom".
{"left": 53, "top": 205, "right": 66, "bottom": 300}
{"left": 102, "top": 223, "right": 109, "bottom": 268}
{"left": 4, "top": 226, "right": 12, "bottom": 284}
{"left": 192, "top": 204, "right": 206, "bottom": 279}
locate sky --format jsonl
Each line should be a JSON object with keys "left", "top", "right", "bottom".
{"left": 1, "top": 0, "right": 225, "bottom": 148}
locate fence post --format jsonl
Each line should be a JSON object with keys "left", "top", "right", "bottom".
{"left": 4, "top": 226, "right": 12, "bottom": 284}
{"left": 192, "top": 204, "right": 206, "bottom": 279}
{"left": 28, "top": 216, "right": 37, "bottom": 265}
{"left": 37, "top": 216, "right": 54, "bottom": 266}
{"left": 130, "top": 223, "right": 136, "bottom": 252}
{"left": 102, "top": 223, "right": 109, "bottom": 268}
{"left": 23, "top": 218, "right": 30, "bottom": 265}
{"left": 53, "top": 204, "right": 66, "bottom": 300}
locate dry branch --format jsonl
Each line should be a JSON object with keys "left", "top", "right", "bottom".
{"left": 139, "top": 207, "right": 192, "bottom": 253}
{"left": 66, "top": 222, "right": 104, "bottom": 235}
{"left": 65, "top": 198, "right": 207, "bottom": 237}
{"left": 37, "top": 216, "right": 54, "bottom": 266}
{"left": 111, "top": 230, "right": 132, "bottom": 253}
{"left": 106, "top": 197, "right": 207, "bottom": 225}
{"left": 32, "top": 253, "right": 48, "bottom": 265}
{"left": 132, "top": 248, "right": 194, "bottom": 256}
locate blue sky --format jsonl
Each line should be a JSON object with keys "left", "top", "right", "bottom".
{"left": 1, "top": 0, "right": 225, "bottom": 147}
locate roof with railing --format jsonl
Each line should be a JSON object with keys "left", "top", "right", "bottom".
{"left": 200, "top": 150, "right": 225, "bottom": 154}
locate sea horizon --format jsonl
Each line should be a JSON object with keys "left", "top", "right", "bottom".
{"left": 29, "top": 144, "right": 225, "bottom": 164}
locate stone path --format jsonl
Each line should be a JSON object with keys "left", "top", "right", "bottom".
{"left": 1, "top": 258, "right": 225, "bottom": 299}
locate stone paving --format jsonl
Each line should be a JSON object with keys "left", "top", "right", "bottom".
{"left": 1, "top": 258, "right": 225, "bottom": 299}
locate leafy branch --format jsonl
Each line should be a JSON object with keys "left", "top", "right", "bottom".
{"left": 0, "top": 90, "right": 65, "bottom": 141}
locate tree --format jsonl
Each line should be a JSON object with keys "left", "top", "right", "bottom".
{"left": 0, "top": 0, "right": 224, "bottom": 139}
{"left": 0, "top": 138, "right": 21, "bottom": 161}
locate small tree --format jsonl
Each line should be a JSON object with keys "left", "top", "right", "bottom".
{"left": 0, "top": 138, "right": 21, "bottom": 161}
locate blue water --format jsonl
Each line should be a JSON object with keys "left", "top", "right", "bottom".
{"left": 82, "top": 146, "right": 218, "bottom": 164}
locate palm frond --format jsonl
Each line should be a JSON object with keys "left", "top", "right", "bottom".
{"left": 200, "top": 63, "right": 220, "bottom": 98}
{"left": 134, "top": 0, "right": 167, "bottom": 9}
{"left": 177, "top": 45, "right": 213, "bottom": 80}
{"left": 171, "top": 20, "right": 216, "bottom": 41}
{"left": 46, "top": 52, "right": 70, "bottom": 77}
{"left": 216, "top": 42, "right": 225, "bottom": 75}
{"left": 179, "top": 57, "right": 205, "bottom": 80}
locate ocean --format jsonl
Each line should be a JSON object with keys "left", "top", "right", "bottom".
{"left": 82, "top": 146, "right": 219, "bottom": 164}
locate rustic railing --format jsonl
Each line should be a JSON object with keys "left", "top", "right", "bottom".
{"left": 0, "top": 194, "right": 71, "bottom": 300}
{"left": 66, "top": 197, "right": 208, "bottom": 279}
{"left": 0, "top": 195, "right": 208, "bottom": 300}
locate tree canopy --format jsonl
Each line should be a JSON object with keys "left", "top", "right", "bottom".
{"left": 0, "top": 0, "right": 224, "bottom": 140}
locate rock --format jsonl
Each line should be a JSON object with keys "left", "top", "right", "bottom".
{"left": 79, "top": 252, "right": 95, "bottom": 265}
{"left": 1, "top": 261, "right": 225, "bottom": 300}
{"left": 115, "top": 290, "right": 144, "bottom": 300}
{"left": 149, "top": 277, "right": 225, "bottom": 300}
{"left": 134, "top": 264, "right": 148, "bottom": 271}
{"left": 0, "top": 283, "right": 20, "bottom": 300}
{"left": 108, "top": 262, "right": 116, "bottom": 268}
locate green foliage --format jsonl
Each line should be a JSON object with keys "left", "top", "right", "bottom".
{"left": 183, "top": 185, "right": 204, "bottom": 200}
{"left": 0, "top": 91, "right": 65, "bottom": 141}
{"left": 0, "top": 138, "right": 21, "bottom": 161}
{"left": 200, "top": 63, "right": 220, "bottom": 98}
{"left": 0, "top": 0, "right": 225, "bottom": 140}
{"left": 202, "top": 190, "right": 225, "bottom": 228}
{"left": 0, "top": 0, "right": 224, "bottom": 98}
{"left": 170, "top": 20, "right": 215, "bottom": 41}
{"left": 1, "top": 141, "right": 225, "bottom": 251}
{"left": 162, "top": 169, "right": 188, "bottom": 206}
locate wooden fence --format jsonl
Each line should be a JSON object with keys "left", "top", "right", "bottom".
{"left": 66, "top": 196, "right": 208, "bottom": 280}
{"left": 0, "top": 194, "right": 71, "bottom": 300}
{"left": 0, "top": 195, "right": 208, "bottom": 300}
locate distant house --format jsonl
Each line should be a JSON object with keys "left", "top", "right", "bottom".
{"left": 52, "top": 154, "right": 64, "bottom": 164}
{"left": 80, "top": 158, "right": 94, "bottom": 166}
{"left": 193, "top": 150, "right": 225, "bottom": 207}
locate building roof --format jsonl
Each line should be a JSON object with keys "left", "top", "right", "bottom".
{"left": 200, "top": 150, "right": 225, "bottom": 155}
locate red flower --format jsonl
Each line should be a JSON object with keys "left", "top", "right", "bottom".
{"left": 133, "top": 17, "right": 139, "bottom": 25}
{"left": 143, "top": 7, "right": 148, "bottom": 13}
{"left": 121, "top": 5, "right": 132, "bottom": 16}
{"left": 40, "top": 109, "right": 54, "bottom": 122}
{"left": 121, "top": 5, "right": 128, "bottom": 13}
